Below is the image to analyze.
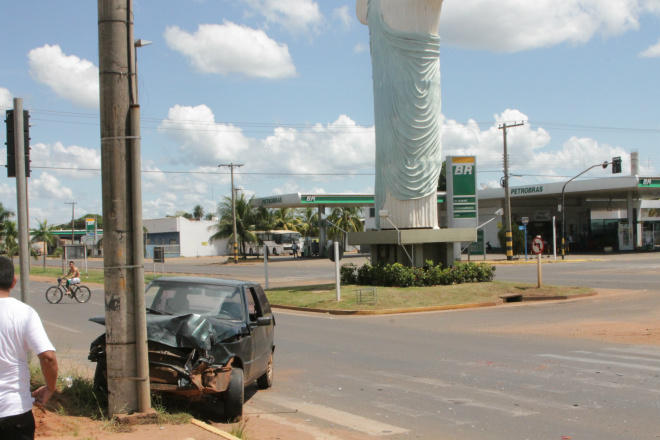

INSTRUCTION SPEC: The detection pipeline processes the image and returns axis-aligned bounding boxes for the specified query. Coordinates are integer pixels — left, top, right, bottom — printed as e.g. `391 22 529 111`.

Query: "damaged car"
88 277 275 421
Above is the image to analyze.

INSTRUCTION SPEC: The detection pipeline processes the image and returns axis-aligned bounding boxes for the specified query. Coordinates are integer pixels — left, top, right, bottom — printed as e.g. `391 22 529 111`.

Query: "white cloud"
243 0 323 34
332 6 352 28
159 104 253 166
354 43 368 53
639 38 660 57
255 114 374 175
441 109 634 185
31 141 101 179
29 172 75 201
164 23 297 79
28 45 99 108
0 88 12 108
440 0 650 52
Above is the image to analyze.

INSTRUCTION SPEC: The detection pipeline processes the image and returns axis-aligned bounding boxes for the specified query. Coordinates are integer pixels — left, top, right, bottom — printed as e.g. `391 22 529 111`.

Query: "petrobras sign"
510 185 544 196
261 196 283 205
447 156 478 226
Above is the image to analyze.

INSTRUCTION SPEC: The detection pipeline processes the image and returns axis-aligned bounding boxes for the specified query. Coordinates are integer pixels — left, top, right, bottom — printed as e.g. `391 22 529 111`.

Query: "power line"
7 106 659 135
31 165 375 176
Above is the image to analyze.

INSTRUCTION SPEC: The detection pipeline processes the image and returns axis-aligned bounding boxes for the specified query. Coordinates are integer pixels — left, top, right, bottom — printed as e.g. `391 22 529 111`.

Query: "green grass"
29 360 192 428
20 265 163 286
266 281 595 311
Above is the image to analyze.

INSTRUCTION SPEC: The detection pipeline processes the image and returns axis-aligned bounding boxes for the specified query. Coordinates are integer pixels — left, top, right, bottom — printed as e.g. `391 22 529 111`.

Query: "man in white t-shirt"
0 256 58 440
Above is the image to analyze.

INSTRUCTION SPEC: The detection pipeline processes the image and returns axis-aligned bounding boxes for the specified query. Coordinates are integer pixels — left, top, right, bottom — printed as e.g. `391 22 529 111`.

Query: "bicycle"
45 277 91 304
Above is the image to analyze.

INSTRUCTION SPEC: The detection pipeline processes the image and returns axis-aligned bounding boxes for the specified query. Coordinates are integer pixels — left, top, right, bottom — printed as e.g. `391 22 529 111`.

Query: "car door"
244 284 274 382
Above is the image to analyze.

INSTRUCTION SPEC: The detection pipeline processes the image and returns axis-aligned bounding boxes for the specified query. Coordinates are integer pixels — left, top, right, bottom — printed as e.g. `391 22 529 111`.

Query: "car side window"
246 288 259 321
254 285 272 315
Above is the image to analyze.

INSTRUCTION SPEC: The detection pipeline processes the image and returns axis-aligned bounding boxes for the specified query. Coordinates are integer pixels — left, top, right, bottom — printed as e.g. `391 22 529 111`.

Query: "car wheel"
223 367 244 422
257 352 274 389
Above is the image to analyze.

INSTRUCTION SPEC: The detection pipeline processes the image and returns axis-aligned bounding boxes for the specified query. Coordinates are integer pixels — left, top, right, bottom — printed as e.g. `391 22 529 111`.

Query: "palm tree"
209 193 259 257
0 203 15 244
296 208 319 238
272 208 301 231
3 220 18 257
326 207 364 247
31 219 57 269
192 204 205 221
254 207 275 231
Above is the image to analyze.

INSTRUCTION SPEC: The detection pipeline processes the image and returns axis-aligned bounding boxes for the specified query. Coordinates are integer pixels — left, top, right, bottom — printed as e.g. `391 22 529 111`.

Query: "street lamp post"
560 161 611 260
219 164 244 264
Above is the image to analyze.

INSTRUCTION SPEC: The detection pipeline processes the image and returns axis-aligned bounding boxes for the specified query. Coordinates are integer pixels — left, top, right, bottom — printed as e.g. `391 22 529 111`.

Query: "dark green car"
89 277 275 421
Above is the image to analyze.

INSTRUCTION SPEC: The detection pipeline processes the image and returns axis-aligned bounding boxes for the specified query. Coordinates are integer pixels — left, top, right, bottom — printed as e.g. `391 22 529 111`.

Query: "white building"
143 217 228 258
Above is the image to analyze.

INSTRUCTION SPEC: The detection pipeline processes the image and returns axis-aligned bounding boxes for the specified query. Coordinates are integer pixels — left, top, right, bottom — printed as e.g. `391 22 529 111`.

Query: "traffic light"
5 110 30 178
612 156 622 174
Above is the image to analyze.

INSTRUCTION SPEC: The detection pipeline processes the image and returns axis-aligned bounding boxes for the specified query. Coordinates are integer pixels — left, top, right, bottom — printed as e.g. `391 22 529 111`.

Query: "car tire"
223 367 244 422
257 352 274 389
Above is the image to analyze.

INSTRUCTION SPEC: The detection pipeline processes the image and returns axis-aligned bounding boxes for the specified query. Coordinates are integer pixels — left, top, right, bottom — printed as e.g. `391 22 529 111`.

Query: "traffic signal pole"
13 98 30 304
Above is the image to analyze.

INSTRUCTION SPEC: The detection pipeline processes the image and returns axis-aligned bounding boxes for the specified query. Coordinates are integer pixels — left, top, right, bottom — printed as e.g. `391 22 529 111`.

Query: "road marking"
537 354 660 372
42 320 80 333
572 350 660 364
605 346 660 357
246 412 348 440
344 372 541 416
256 394 408 436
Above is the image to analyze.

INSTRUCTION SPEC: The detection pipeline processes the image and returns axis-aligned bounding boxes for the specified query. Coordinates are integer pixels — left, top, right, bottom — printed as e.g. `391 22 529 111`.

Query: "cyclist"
64 261 80 294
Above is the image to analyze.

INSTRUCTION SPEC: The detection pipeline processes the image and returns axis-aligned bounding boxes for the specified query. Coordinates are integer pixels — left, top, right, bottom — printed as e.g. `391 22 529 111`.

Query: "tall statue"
357 0 444 229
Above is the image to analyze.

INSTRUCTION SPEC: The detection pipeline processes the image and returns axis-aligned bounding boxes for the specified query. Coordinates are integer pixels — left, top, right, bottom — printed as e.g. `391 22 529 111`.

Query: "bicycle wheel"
45 286 63 304
73 285 91 303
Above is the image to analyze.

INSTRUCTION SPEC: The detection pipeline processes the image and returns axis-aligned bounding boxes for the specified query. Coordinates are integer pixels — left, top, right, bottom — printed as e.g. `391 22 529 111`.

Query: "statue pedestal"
348 228 476 267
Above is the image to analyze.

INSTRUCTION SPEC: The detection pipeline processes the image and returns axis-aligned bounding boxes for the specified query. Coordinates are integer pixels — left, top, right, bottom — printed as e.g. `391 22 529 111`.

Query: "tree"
209 193 259 257
0 203 15 245
55 213 103 231
436 161 447 191
296 208 319 238
326 207 364 247
272 208 301 231
3 220 18 257
254 207 275 231
193 204 205 221
31 219 58 269
497 221 525 256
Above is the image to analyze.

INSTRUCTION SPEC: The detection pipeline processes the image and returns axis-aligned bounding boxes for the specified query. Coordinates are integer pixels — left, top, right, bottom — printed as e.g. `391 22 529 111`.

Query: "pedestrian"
0 256 58 440
291 242 298 259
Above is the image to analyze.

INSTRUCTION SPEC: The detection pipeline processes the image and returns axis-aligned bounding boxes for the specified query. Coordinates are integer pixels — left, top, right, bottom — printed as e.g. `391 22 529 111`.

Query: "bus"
248 231 304 256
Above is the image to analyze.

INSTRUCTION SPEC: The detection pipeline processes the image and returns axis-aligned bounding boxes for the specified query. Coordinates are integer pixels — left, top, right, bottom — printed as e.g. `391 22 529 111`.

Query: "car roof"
149 276 258 288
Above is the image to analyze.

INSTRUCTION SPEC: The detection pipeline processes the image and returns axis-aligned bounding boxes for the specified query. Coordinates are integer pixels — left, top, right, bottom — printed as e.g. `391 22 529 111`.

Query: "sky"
1 0 659 226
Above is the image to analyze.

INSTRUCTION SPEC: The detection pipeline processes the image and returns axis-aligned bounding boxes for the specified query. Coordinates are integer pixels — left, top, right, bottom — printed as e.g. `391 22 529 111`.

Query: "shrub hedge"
340 260 495 287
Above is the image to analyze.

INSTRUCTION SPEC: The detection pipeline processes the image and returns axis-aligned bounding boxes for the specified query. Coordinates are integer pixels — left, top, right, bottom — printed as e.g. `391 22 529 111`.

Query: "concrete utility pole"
65 202 76 244
499 122 524 261
98 0 150 416
218 164 243 264
12 99 30 304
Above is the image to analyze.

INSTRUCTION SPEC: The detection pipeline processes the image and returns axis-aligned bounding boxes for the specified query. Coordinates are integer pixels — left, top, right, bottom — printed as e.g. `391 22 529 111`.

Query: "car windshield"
144 281 245 321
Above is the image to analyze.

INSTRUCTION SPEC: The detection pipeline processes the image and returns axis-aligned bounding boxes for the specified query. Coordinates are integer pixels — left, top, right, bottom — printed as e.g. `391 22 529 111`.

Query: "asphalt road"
259 298 659 439
35 252 660 290
16 253 660 439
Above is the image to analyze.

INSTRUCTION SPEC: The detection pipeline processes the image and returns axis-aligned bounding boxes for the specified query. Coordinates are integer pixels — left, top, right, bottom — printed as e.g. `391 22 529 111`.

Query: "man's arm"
32 350 58 408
